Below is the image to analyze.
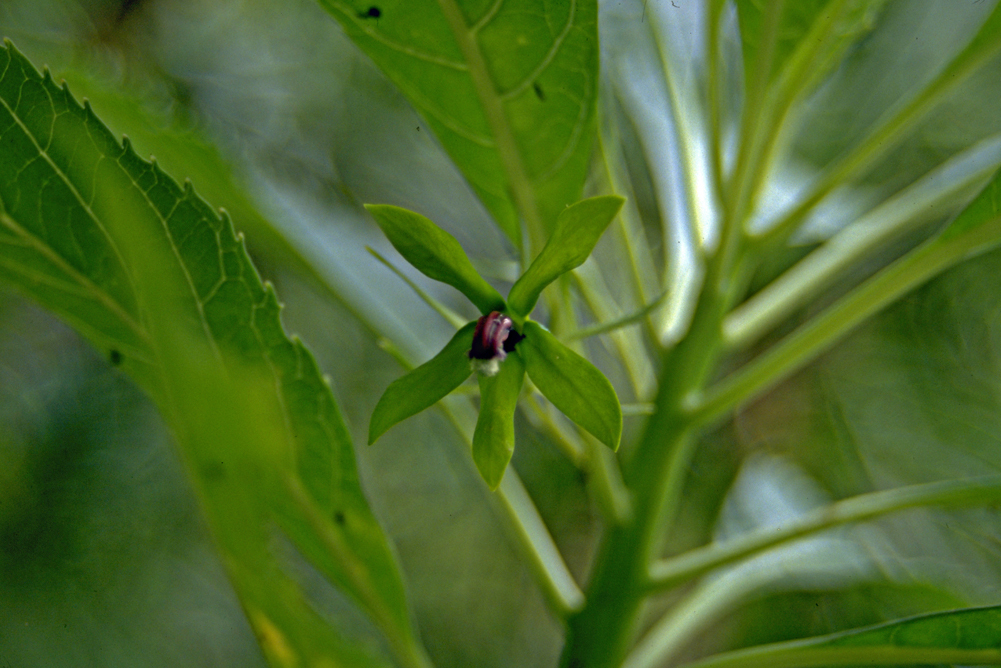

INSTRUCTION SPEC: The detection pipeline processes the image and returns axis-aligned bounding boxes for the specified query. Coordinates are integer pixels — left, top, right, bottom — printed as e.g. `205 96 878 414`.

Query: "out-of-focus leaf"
735 0 888 100
0 42 428 668
507 195 623 317
366 204 506 314
521 321 621 450
320 0 600 247
369 321 476 444
937 167 1001 243
472 350 525 490
680 605 1001 668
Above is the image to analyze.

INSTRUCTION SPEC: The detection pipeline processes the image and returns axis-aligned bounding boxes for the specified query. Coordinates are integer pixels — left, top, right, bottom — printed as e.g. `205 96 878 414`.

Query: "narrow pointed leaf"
681 605 1001 668
366 204 506 314
320 1 600 247
508 195 624 317
521 321 621 450
0 42 426 667
369 321 477 443
473 351 526 490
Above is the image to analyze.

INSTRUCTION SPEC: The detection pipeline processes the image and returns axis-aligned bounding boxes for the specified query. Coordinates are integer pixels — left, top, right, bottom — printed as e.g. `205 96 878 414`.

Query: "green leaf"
521 321 621 450
937 166 1001 244
472 350 525 490
320 0 600 248
680 605 1001 668
0 42 428 668
366 204 506 314
508 195 624 317
369 321 477 444
735 0 888 99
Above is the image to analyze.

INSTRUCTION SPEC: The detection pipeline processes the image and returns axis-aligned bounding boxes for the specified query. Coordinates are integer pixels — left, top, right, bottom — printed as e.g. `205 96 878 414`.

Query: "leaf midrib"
0 209 150 355
435 0 544 251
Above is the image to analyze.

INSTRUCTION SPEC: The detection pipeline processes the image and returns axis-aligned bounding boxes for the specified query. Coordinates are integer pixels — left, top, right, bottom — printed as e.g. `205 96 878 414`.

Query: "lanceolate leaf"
0 42 427 668
366 204 506 314
681 605 1001 668
369 320 477 444
508 195 624 317
320 1 600 247
473 351 525 490
521 321 621 450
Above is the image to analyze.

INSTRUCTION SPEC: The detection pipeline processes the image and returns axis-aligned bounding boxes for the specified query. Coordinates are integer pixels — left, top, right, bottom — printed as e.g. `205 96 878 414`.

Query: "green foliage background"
2 0 1001 667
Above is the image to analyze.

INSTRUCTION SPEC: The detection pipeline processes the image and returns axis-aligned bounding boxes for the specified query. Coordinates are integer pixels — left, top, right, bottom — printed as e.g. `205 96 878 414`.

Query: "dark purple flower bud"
469 312 523 376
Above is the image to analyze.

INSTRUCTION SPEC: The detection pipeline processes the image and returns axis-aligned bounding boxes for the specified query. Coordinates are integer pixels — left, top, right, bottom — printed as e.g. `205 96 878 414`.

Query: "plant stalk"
561 279 731 667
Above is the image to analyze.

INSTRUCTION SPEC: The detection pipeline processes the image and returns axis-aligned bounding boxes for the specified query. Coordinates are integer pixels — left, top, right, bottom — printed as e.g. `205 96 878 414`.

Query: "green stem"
367 246 468 329
561 279 732 667
498 471 587 616
694 214 1001 425
724 137 1001 350
648 475 1001 591
753 3 1001 249
436 393 587 619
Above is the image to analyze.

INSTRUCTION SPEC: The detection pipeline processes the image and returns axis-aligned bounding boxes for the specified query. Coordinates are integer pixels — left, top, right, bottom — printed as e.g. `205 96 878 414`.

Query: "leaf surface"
507 195 623 316
0 41 427 668
320 0 600 247
366 204 506 314
735 0 888 99
472 350 525 490
681 605 1001 668
369 320 477 443
521 320 621 450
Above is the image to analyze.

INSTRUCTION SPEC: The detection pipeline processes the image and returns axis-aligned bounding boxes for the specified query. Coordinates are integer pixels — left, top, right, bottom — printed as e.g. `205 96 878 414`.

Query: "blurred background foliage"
2 1 1001 666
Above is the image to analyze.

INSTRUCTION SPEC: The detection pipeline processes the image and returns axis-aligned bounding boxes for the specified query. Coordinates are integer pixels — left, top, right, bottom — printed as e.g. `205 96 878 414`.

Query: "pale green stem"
367 247 468 328
623 564 763 668
725 134 1001 350
649 11 715 253
648 475 1001 591
739 0 854 219
753 5 1001 248
522 390 588 466
597 100 661 343
521 389 631 527
693 213 1001 425
586 436 633 527
497 471 587 615
629 476 1001 668
437 392 587 619
567 287 667 343
724 0 782 235
374 329 585 621
572 262 658 400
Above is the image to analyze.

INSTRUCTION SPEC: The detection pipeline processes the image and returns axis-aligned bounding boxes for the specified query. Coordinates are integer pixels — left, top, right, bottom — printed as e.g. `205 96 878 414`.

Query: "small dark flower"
469 311 523 375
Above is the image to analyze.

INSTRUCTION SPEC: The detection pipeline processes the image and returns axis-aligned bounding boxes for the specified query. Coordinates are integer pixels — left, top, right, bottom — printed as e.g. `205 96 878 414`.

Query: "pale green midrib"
435 0 544 254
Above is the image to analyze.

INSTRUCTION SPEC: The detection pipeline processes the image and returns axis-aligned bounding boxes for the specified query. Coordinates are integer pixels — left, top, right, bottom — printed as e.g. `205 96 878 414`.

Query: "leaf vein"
499 0 577 101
